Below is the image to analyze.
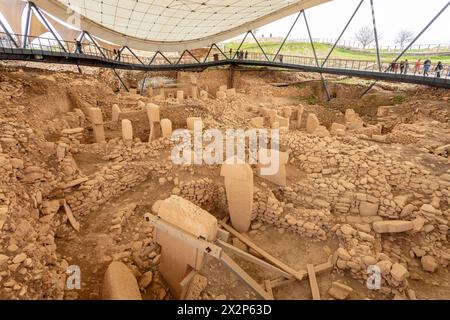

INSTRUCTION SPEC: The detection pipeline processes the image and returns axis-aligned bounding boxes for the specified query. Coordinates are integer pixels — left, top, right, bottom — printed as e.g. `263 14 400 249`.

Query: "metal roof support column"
303 11 331 101
0 19 19 48
30 2 67 53
273 11 302 62
322 0 364 67
23 3 32 48
233 32 250 60
249 30 269 61
370 0 382 71
360 0 450 97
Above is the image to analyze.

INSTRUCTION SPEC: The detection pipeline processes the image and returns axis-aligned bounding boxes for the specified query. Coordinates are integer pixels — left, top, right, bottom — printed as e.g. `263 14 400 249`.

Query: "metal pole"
249 31 269 61
233 32 249 59
30 2 67 53
370 0 382 71
361 0 450 97
322 0 364 67
0 19 19 48
273 11 302 62
122 46 144 65
113 69 129 92
23 4 32 48
303 11 331 101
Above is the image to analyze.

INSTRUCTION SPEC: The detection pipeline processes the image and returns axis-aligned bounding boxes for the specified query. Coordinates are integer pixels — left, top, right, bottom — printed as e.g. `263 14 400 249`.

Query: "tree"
395 30 414 49
354 26 375 49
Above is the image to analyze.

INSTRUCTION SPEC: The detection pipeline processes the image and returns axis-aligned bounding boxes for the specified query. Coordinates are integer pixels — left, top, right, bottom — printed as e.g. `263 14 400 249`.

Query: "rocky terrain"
0 62 449 300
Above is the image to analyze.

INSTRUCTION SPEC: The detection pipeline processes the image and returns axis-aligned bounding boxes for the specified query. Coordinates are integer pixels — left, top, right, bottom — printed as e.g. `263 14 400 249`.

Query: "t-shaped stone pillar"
89 107 106 143
152 196 218 300
122 119 133 146
220 158 254 233
176 90 184 102
161 119 173 138
145 104 161 141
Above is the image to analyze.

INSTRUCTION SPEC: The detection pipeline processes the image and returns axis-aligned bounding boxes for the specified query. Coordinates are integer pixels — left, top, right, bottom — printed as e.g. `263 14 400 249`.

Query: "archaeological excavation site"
0 0 449 304
0 62 448 301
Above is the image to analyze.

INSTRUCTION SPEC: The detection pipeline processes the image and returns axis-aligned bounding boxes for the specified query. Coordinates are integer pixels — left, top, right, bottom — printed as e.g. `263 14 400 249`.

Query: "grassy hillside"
223 41 450 64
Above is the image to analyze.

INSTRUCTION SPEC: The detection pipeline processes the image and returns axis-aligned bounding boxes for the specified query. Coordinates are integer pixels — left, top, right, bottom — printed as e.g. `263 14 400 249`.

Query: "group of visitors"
389 58 446 78
229 49 248 59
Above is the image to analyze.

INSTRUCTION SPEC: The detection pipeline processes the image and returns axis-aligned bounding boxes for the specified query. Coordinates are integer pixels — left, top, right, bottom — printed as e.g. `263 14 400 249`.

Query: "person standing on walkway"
75 39 83 54
435 61 443 78
423 59 431 76
245 50 248 60
404 59 409 74
414 59 421 75
229 48 233 58
400 60 405 74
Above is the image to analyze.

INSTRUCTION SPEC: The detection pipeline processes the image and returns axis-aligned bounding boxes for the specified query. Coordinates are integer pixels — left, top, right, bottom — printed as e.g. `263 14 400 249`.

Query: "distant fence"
227 37 450 54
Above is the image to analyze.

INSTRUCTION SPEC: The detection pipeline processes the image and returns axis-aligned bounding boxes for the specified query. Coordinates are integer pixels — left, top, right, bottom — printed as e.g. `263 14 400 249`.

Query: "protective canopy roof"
32 0 332 51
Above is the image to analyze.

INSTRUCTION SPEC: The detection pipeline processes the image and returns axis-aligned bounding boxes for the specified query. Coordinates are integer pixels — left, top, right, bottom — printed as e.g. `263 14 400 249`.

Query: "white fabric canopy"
31 0 332 51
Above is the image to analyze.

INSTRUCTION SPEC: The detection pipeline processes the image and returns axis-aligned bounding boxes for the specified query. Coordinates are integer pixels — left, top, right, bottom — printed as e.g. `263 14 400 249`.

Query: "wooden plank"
271 256 333 289
219 222 305 281
217 239 294 279
306 264 321 300
264 280 274 299
220 252 273 300
179 269 198 300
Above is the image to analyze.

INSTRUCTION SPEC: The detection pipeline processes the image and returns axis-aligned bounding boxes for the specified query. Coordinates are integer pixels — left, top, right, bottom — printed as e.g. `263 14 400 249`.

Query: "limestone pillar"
122 119 133 146
152 196 218 299
282 106 292 119
191 86 199 100
187 117 203 131
297 106 305 129
176 90 184 102
220 158 254 233
306 113 320 134
112 104 121 122
146 104 161 141
161 119 173 138
89 107 106 143
267 110 278 125
258 149 289 187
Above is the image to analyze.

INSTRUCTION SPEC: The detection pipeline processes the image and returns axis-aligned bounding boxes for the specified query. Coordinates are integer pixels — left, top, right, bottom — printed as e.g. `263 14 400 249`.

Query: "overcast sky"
252 0 450 45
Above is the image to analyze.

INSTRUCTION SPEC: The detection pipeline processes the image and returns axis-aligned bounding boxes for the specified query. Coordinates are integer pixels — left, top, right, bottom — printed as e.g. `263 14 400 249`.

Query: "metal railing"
0 32 449 80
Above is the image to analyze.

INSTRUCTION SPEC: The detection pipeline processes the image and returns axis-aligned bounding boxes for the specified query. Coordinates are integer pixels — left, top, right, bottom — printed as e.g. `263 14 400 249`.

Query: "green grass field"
223 41 450 64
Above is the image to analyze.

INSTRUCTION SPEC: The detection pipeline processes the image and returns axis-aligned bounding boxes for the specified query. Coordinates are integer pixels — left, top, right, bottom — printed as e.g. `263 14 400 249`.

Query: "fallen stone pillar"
220 158 254 233
89 107 106 143
257 149 289 187
282 106 292 119
152 196 218 299
122 119 133 146
373 220 414 233
161 119 173 138
112 104 121 122
102 262 142 300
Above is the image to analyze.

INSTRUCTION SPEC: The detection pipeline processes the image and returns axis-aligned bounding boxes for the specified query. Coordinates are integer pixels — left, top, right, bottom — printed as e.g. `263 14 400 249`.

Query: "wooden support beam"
220 252 273 300
307 263 321 300
179 269 198 300
264 280 274 299
219 221 305 281
217 239 293 279
270 258 333 289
